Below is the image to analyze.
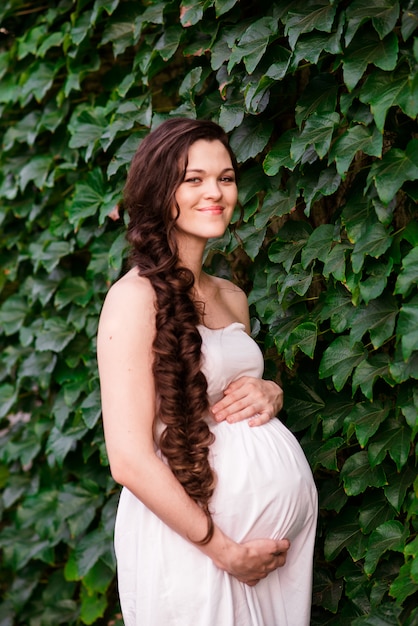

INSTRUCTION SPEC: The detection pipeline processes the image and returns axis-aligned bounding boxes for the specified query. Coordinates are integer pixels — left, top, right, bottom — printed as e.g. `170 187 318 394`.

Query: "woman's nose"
204 179 222 199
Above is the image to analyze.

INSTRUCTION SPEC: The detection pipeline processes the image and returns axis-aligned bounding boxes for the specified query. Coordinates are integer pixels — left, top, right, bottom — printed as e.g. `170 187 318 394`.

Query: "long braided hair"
124 118 238 543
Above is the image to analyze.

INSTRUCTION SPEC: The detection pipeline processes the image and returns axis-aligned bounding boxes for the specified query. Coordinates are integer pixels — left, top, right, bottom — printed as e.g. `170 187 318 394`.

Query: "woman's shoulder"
204 274 250 328
99 268 156 329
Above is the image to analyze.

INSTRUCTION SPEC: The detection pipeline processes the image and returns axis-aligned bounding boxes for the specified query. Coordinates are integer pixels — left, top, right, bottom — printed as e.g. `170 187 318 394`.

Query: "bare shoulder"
205 274 250 329
99 268 156 334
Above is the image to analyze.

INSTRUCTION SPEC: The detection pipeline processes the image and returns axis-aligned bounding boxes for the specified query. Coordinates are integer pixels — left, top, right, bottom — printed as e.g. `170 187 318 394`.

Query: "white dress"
115 322 318 626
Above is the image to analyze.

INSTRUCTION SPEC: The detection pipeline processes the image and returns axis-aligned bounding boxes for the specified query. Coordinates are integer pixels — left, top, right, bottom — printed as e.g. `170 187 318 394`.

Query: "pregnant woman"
97 118 317 625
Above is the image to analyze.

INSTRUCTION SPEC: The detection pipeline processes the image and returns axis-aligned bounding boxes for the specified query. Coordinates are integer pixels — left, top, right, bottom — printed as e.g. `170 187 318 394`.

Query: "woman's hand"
215 537 290 586
210 377 283 427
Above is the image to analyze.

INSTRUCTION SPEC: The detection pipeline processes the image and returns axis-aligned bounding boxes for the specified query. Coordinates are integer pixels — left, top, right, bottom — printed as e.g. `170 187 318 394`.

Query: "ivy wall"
0 0 417 624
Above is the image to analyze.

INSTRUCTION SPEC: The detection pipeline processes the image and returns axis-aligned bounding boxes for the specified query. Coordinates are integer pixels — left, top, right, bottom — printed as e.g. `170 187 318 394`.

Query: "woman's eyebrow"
185 167 235 173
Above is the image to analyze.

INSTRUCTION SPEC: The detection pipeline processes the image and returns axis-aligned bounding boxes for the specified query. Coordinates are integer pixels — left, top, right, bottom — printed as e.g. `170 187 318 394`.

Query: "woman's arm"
97 272 288 585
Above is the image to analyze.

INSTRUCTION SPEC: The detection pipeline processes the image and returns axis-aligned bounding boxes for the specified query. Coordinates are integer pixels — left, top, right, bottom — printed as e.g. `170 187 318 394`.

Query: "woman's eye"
221 176 235 183
185 177 201 183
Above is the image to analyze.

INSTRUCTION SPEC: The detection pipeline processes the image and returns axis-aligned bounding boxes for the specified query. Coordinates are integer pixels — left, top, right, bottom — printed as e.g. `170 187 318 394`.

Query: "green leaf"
283 378 325 432
219 103 245 133
344 400 390 448
301 224 336 268
390 560 418 605
68 106 108 158
35 318 76 353
65 530 111 579
0 383 16 419
340 451 387 496
384 465 416 512
80 587 107 625
278 263 313 302
295 75 338 128
155 25 183 62
263 129 298 174
319 336 366 391
359 492 396 534
367 139 418 205
228 17 279 74
328 124 382 178
364 520 407 575
306 436 344 471
0 295 28 335
55 277 94 310
359 65 418 132
323 242 350 282
394 246 418 295
319 284 356 333
18 155 54 191
349 295 398 349
397 294 418 360
359 258 394 304
352 353 392 400
343 31 399 91
283 2 337 50
284 321 317 366
351 223 392 273
368 418 411 470
69 168 105 229
345 0 400 45
19 60 59 104
254 188 295 229
230 118 273 162
324 508 364 560
291 112 339 162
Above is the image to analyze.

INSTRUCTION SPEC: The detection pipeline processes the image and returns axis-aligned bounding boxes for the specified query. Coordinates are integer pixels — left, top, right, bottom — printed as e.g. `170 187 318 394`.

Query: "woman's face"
173 139 238 244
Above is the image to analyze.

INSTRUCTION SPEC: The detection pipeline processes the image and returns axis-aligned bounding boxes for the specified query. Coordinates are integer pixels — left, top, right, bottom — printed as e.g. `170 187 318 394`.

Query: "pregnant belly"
208 418 316 543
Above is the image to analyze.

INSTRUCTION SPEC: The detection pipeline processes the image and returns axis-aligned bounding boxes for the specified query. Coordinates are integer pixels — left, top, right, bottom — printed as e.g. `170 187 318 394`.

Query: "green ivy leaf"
291 112 339 162
349 295 398 349
343 31 398 91
368 418 411 470
394 247 418 296
55 277 94 310
0 383 16 419
301 224 336 268
295 75 338 128
340 451 387 496
284 321 317 366
80 587 107 625
345 0 400 45
319 336 366 391
324 508 364 560
19 60 59 104
359 65 418 132
263 129 298 174
359 492 396 534
230 117 273 162
364 520 407 575
359 258 394 304
328 124 382 178
397 294 418 361
69 168 105 229
384 465 416 512
351 223 392 273
283 2 337 50
352 353 392 400
390 560 418 605
344 400 390 448
228 17 279 74
35 318 76 353
319 284 356 333
0 295 28 335
155 24 183 61
367 139 418 205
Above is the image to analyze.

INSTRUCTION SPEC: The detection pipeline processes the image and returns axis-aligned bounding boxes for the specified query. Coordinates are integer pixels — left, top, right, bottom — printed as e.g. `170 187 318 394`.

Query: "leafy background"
0 0 417 624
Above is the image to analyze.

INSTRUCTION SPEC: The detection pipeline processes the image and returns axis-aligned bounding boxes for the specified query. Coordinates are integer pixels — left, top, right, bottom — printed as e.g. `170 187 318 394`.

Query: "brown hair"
124 118 238 543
